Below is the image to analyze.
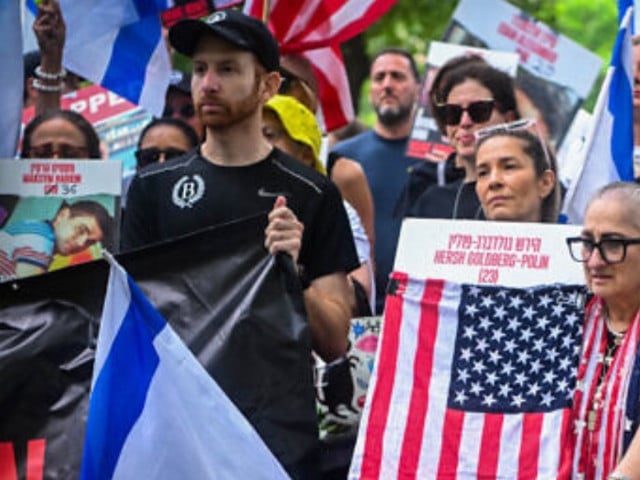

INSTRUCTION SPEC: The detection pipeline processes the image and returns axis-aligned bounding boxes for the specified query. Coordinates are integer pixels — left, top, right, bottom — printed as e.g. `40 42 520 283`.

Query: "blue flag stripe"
81 276 165 479
609 13 634 181
618 0 634 25
101 14 162 104
132 0 168 17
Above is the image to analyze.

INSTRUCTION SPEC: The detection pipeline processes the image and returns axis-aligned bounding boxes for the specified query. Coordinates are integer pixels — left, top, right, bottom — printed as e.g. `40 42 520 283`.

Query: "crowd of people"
6 1 640 479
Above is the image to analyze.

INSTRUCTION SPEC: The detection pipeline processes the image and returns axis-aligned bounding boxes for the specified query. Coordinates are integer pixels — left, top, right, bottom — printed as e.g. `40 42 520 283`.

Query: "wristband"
35 65 67 81
32 79 64 92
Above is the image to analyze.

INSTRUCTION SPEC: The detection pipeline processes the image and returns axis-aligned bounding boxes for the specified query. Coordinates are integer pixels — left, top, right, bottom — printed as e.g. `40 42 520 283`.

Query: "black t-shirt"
409 179 484 220
122 147 359 280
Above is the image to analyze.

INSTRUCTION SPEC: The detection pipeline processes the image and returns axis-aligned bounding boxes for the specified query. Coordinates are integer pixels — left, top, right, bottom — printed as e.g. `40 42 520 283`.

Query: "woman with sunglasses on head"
408 60 519 219
474 121 560 223
21 109 101 160
135 118 199 170
566 182 640 480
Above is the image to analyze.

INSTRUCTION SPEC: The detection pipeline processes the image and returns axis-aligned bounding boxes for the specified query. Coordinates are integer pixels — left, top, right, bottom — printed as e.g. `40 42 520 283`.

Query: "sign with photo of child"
443 0 603 150
0 159 121 282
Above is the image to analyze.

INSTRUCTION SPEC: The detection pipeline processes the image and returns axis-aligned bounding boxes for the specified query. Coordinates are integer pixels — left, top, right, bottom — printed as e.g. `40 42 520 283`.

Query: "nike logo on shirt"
257 188 289 198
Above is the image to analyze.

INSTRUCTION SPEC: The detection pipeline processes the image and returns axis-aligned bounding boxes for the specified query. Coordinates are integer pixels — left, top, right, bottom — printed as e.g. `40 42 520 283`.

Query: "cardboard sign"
444 0 602 149
394 218 584 287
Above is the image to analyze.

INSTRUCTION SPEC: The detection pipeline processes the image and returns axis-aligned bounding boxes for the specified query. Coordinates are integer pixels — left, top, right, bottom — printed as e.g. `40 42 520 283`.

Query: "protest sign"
22 84 152 176
394 218 583 287
443 0 602 149
0 159 121 281
350 220 586 479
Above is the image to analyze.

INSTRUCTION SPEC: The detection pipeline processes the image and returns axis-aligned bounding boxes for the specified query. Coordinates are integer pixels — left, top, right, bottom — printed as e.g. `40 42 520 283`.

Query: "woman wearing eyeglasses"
21 109 101 160
566 182 640 480
408 60 519 219
474 121 560 223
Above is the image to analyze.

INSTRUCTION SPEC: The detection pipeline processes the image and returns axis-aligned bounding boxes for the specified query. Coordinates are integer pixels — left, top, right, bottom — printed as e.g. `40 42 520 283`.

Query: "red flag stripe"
557 409 574 480
243 0 265 18
436 409 464 478
26 439 45 480
479 413 503 477
0 443 18 480
304 47 353 131
571 299 603 473
603 357 624 475
272 0 396 51
397 279 444 476
269 1 341 46
277 1 397 52
518 413 543 479
359 272 408 479
244 0 395 131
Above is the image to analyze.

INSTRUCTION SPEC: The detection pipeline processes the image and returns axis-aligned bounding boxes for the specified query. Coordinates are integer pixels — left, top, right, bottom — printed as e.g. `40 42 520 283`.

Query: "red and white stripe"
572 298 640 479
243 0 396 131
350 273 574 479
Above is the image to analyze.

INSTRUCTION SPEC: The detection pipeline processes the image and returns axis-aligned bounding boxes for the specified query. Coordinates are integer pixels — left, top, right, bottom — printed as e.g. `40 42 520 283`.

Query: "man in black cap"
121 10 358 479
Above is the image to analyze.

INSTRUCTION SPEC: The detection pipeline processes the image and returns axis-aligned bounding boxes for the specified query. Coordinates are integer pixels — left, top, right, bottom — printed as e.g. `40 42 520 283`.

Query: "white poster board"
394 218 584 287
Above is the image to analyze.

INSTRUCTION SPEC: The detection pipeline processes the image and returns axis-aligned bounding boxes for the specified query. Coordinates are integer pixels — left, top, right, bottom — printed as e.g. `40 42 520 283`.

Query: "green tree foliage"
355 0 618 119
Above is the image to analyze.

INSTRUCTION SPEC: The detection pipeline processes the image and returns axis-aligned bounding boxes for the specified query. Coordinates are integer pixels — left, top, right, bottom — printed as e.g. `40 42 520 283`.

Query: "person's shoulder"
410 180 461 218
332 130 375 154
330 156 365 185
268 148 334 195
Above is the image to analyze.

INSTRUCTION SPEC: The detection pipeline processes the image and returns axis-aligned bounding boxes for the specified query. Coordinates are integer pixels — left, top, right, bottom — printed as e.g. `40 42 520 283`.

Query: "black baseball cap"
168 69 191 94
169 10 280 72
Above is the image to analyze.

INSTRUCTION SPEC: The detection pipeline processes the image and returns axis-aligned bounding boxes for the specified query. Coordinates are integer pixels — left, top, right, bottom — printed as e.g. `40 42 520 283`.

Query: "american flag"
243 0 397 131
349 273 586 479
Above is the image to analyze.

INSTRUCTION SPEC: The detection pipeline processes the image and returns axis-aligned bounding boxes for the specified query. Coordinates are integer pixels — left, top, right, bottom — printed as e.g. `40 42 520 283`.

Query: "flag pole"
261 0 269 22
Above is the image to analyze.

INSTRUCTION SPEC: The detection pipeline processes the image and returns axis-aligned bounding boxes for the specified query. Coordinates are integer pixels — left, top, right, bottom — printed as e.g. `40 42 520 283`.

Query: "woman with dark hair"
408 58 520 219
474 121 560 223
135 117 199 170
21 109 101 159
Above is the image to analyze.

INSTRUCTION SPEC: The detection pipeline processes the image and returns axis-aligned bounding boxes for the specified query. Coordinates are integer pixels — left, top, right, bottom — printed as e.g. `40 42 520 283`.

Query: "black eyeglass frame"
434 99 496 126
565 236 640 264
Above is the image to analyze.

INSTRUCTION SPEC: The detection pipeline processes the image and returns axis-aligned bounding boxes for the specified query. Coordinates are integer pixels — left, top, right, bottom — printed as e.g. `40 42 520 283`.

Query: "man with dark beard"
331 47 421 314
121 11 358 479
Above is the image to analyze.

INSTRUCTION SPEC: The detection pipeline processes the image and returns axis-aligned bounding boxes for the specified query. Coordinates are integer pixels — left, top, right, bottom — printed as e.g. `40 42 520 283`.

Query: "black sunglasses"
135 147 187 167
435 99 495 126
162 103 195 119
